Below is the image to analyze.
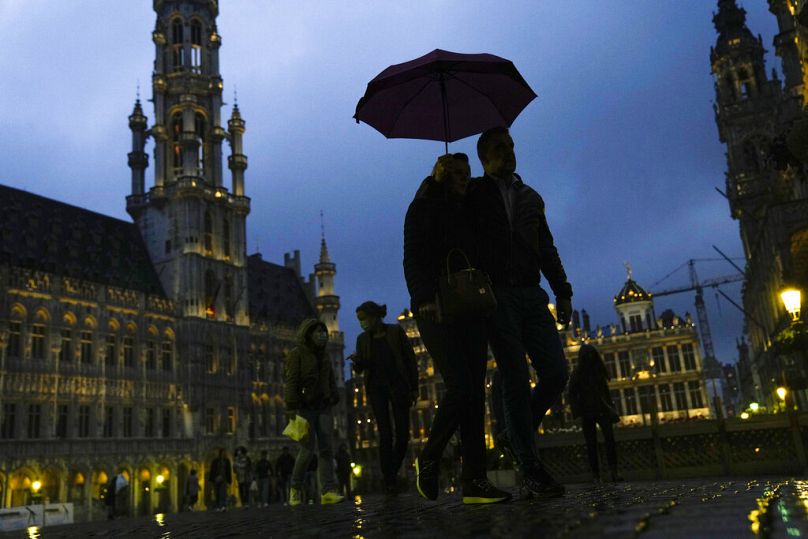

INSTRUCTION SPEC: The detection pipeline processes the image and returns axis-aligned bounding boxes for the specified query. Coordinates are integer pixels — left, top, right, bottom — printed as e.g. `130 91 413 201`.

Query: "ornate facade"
0 0 344 520
710 0 808 407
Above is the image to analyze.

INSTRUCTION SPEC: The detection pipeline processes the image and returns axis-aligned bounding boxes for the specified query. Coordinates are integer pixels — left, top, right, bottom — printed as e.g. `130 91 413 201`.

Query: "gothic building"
710 0 808 407
0 0 344 520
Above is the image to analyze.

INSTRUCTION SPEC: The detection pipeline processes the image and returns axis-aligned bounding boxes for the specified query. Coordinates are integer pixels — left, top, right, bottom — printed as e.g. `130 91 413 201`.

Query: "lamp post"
781 288 802 322
778 285 804 411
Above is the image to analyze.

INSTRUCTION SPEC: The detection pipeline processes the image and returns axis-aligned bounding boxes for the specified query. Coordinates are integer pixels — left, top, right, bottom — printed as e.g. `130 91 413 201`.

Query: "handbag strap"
445 247 472 276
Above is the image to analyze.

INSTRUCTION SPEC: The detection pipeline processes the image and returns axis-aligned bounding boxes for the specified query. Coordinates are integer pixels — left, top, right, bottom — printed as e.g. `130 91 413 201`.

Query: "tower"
314 217 344 384
768 0 804 95
126 0 251 439
613 263 655 334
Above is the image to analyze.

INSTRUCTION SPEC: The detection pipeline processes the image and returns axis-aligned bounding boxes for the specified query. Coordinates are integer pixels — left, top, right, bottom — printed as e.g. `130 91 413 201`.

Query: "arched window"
205 270 218 318
171 113 184 177
224 276 234 320
191 20 203 73
194 113 206 177
737 68 753 99
203 211 213 254
171 18 185 71
222 218 231 259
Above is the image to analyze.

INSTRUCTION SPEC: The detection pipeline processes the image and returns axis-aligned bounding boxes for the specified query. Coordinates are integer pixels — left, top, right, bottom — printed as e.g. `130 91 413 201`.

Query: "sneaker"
521 465 565 499
462 478 512 504
495 431 515 462
415 457 439 501
289 488 302 507
321 491 345 505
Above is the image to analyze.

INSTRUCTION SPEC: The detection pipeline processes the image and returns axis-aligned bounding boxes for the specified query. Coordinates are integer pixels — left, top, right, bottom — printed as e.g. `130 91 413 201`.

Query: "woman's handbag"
436 248 497 322
602 395 620 424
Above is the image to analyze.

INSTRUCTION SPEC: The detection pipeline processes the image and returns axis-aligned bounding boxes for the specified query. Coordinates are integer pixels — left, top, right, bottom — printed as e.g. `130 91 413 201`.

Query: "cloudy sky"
0 1 780 366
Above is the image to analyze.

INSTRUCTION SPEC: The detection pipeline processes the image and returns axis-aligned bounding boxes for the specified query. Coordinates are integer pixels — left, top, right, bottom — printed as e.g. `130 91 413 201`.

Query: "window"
171 113 184 173
31 324 46 360
224 277 233 320
161 342 173 371
60 330 73 363
105 335 117 367
195 113 206 175
623 388 637 415
162 408 171 438
7 321 21 358
206 345 217 373
688 381 704 408
171 18 185 70
204 212 213 254
205 408 215 434
78 405 90 438
191 19 203 72
658 384 673 412
610 390 623 416
603 353 618 380
145 409 156 438
618 351 631 379
123 337 134 368
666 346 681 372
1 403 16 439
673 382 688 411
638 386 656 415
223 218 231 259
123 407 133 438
682 343 697 371
146 342 156 370
56 405 68 438
652 347 666 373
221 346 233 376
227 407 236 433
103 406 114 438
629 314 643 332
80 331 93 363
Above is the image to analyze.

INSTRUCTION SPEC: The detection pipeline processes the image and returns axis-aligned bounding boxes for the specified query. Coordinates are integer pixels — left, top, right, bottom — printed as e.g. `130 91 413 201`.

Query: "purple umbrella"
354 49 537 153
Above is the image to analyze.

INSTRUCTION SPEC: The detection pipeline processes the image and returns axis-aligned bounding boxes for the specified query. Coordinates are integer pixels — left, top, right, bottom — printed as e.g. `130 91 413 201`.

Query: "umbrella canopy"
354 49 537 151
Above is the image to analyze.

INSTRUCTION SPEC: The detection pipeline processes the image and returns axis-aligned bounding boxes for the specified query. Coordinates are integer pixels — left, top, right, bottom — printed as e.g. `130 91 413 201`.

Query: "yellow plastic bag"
282 414 310 442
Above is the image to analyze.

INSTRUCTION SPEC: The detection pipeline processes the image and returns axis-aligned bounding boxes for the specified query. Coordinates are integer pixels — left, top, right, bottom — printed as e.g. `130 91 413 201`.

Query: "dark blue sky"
0 1 781 365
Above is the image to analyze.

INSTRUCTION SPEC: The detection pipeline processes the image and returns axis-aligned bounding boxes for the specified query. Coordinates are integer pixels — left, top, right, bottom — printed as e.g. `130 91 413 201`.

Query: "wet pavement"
4 478 808 538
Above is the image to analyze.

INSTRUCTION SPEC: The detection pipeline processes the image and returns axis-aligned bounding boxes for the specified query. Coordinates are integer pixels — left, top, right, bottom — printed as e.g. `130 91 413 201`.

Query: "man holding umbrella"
467 126 572 498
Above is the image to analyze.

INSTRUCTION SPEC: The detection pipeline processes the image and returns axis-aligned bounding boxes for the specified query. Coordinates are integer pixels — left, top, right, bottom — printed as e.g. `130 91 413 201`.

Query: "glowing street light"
749 402 760 413
777 387 788 401
740 412 750 419
31 481 41 493
781 288 802 321
156 474 165 486
351 464 362 477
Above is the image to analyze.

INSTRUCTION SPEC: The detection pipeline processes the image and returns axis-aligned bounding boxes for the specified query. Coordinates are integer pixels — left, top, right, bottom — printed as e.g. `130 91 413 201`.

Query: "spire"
319 210 331 264
624 260 633 280
713 0 747 37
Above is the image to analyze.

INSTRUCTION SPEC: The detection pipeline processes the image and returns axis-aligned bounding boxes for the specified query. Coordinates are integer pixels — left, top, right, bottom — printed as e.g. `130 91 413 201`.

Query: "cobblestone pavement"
4 478 808 538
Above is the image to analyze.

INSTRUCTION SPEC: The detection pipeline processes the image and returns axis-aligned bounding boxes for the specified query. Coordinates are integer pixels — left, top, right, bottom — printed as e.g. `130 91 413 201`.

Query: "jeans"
257 478 270 505
291 408 338 493
278 476 290 502
581 415 617 477
215 481 228 510
490 286 569 468
367 384 411 485
417 316 488 481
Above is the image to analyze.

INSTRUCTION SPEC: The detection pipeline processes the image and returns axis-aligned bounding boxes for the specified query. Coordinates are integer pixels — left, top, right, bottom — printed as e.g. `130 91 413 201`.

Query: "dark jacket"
566 368 614 419
255 458 272 480
276 452 295 478
284 319 339 411
466 174 572 299
403 176 478 311
353 323 418 392
210 456 232 485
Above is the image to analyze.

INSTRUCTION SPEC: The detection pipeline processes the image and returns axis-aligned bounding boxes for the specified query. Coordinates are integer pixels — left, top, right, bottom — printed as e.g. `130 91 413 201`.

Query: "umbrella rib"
445 73 512 124
387 77 436 136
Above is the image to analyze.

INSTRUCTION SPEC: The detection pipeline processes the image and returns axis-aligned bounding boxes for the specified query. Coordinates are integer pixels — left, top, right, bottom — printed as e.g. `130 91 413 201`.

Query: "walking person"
255 450 272 507
276 446 295 505
352 301 418 495
284 318 345 506
185 469 200 511
467 126 573 498
335 443 352 498
566 344 622 482
209 449 232 511
404 153 510 504
234 446 253 508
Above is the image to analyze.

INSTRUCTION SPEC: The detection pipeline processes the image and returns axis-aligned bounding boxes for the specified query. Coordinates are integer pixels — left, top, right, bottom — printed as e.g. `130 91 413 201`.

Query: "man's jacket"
284 319 339 411
466 174 572 299
353 323 418 392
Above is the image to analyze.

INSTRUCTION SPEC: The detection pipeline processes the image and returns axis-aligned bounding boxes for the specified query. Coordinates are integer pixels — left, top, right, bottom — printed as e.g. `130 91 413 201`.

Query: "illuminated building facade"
0 0 344 519
710 0 808 407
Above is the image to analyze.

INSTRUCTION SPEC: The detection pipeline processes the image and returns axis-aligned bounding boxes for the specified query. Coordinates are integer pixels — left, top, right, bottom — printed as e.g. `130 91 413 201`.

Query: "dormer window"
191 20 203 73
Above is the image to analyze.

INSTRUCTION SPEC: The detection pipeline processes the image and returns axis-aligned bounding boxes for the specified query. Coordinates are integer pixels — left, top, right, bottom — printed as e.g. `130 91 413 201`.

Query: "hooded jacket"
284 319 339 411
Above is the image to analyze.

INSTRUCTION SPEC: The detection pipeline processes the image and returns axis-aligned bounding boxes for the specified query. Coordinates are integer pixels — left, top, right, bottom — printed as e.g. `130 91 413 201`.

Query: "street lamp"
777 387 788 401
781 288 802 321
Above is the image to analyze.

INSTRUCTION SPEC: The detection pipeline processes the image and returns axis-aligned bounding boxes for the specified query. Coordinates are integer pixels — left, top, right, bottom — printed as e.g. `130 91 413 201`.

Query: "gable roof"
0 184 166 296
247 253 315 326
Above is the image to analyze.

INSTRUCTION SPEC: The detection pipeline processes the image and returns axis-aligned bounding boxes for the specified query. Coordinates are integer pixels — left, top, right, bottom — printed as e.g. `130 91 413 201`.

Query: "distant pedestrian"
255 450 272 507
209 449 232 511
185 470 200 511
104 474 118 520
276 446 295 504
352 301 418 495
335 443 352 498
566 344 621 482
284 318 346 506
234 446 253 508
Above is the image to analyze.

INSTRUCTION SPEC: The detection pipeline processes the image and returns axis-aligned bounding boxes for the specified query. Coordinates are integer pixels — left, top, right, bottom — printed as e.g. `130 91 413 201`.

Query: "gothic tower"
314 227 345 386
127 0 251 439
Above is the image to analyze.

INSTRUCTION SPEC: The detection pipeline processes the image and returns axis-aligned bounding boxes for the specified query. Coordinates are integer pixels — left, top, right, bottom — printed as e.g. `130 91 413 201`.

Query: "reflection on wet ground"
2 479 808 538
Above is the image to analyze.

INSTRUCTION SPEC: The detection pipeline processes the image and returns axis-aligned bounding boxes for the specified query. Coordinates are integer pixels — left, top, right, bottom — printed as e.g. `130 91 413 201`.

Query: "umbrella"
354 49 537 153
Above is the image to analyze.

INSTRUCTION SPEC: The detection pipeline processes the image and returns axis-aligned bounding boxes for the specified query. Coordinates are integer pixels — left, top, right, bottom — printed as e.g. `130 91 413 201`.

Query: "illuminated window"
1 403 16 439
171 113 184 175
7 321 21 359
78 405 90 438
60 330 73 363
26 404 41 439
80 331 93 363
31 324 46 360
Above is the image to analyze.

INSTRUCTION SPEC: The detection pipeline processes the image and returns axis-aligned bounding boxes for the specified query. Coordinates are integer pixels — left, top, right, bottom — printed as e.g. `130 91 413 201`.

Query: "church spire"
319 210 331 264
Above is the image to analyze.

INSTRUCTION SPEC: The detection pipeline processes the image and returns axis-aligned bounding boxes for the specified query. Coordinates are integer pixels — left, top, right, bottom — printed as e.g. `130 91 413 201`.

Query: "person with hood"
566 343 621 482
403 153 511 504
352 301 418 495
284 318 345 506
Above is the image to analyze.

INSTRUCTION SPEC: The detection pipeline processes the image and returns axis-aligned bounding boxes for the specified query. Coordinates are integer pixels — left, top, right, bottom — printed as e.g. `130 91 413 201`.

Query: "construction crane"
652 259 744 364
